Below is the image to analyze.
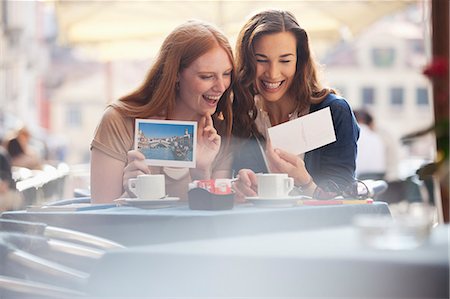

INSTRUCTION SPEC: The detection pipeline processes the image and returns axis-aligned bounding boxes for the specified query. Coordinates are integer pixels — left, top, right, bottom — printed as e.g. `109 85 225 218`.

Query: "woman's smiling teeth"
203 94 221 105
262 80 283 90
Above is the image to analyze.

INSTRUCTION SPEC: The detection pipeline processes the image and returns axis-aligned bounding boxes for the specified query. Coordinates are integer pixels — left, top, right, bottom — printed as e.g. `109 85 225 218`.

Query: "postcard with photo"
134 119 197 168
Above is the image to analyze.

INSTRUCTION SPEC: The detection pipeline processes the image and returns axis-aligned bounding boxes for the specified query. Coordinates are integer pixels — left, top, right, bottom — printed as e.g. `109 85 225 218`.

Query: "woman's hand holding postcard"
195 114 221 171
134 119 197 168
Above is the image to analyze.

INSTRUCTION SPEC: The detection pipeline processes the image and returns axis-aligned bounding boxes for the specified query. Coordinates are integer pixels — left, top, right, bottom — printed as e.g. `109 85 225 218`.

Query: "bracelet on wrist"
298 176 314 189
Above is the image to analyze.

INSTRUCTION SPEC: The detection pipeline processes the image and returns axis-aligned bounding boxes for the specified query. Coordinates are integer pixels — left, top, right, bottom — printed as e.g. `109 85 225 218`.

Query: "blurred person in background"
90 20 235 203
4 127 43 170
0 146 14 190
231 9 359 201
0 146 23 211
353 109 387 180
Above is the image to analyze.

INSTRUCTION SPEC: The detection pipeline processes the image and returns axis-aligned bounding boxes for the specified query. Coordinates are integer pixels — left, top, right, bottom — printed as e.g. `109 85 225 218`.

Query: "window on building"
66 105 82 128
408 39 426 56
390 87 404 107
372 47 396 67
361 87 375 106
406 39 427 68
416 87 429 106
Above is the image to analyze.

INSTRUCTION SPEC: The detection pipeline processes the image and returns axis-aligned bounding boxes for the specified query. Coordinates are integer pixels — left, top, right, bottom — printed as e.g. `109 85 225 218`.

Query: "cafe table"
1 201 390 246
85 224 449 298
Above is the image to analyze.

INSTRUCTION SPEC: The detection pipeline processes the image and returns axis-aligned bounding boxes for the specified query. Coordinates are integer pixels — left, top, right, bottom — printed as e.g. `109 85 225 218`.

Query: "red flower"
423 57 449 78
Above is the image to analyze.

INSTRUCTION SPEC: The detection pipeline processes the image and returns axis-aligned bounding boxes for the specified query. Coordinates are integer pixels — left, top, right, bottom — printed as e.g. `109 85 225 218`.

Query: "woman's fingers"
238 169 257 187
198 114 221 150
197 115 208 137
275 148 300 166
199 114 218 140
266 146 283 173
127 149 146 163
123 150 150 193
232 169 258 198
202 124 218 139
233 188 249 203
204 113 213 128
265 136 303 173
265 146 310 186
265 137 274 153
265 138 284 172
205 127 220 144
233 182 256 202
125 156 150 174
123 169 145 182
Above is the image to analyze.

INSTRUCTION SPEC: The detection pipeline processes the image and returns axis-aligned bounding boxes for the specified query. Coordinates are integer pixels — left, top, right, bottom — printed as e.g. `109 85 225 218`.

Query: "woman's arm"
91 149 151 203
90 107 139 203
262 98 358 195
307 98 359 188
90 148 127 203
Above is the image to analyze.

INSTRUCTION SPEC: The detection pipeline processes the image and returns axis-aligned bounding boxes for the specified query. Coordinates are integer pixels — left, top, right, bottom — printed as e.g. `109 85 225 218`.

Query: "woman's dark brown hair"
232 9 333 138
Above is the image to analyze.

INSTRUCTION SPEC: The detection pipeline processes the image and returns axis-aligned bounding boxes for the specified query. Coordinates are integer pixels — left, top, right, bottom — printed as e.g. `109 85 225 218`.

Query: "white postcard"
134 119 197 168
267 107 336 155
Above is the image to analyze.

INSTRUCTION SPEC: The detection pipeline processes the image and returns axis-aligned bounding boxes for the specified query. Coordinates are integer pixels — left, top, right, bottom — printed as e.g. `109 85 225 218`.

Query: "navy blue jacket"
232 94 360 189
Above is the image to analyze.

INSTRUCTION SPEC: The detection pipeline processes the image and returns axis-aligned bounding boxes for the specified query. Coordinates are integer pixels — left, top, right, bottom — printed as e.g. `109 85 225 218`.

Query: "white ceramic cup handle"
285 177 294 194
128 178 137 196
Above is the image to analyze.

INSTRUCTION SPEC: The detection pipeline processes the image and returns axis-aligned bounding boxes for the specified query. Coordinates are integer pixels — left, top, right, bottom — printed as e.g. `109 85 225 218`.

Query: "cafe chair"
0 220 125 298
313 179 388 200
1 237 89 287
0 223 119 266
0 233 89 296
361 179 388 199
73 188 91 198
0 219 124 250
2 231 105 273
0 275 85 299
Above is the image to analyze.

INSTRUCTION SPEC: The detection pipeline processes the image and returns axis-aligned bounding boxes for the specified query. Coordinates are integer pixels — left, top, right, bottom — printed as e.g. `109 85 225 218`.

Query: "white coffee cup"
257 173 294 198
128 174 166 199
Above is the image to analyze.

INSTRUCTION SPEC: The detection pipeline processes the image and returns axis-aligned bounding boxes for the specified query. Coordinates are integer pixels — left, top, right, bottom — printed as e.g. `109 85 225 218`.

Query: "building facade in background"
323 6 434 180
1 1 435 175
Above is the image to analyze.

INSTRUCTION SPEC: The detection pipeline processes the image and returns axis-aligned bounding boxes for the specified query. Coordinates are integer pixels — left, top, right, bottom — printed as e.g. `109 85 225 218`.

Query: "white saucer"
246 195 310 208
114 197 180 209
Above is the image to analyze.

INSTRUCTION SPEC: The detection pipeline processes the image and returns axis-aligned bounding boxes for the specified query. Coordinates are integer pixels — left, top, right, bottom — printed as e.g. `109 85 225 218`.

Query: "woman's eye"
223 72 232 77
280 60 292 63
256 59 268 63
200 75 214 80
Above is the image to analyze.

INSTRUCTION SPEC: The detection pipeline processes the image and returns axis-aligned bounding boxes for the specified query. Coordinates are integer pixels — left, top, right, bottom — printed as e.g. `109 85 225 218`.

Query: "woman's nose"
213 77 227 92
267 63 280 78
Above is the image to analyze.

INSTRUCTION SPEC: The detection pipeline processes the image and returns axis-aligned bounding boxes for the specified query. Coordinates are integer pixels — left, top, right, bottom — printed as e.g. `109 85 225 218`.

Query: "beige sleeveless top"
91 106 231 199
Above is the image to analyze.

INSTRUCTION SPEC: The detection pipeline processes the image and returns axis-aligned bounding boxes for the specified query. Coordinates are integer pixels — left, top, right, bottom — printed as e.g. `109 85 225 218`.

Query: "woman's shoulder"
95 105 135 138
312 93 352 112
320 93 349 106
98 105 135 127
101 105 126 120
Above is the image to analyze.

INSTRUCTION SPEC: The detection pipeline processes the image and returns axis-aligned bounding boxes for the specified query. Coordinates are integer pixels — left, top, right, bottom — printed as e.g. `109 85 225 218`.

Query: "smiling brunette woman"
231 9 359 201
90 20 235 203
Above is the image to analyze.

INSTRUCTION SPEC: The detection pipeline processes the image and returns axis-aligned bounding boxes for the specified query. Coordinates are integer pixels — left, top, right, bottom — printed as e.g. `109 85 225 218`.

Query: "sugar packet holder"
188 179 235 210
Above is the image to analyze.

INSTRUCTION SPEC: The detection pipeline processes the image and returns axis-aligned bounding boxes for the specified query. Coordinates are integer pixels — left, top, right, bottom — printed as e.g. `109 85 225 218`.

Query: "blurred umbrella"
54 0 416 61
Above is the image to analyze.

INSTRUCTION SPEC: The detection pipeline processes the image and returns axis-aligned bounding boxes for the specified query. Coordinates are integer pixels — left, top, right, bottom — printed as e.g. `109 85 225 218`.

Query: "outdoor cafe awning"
53 0 417 61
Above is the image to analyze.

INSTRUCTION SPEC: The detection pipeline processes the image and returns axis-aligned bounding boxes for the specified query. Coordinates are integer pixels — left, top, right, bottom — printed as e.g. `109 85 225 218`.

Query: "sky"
138 121 194 138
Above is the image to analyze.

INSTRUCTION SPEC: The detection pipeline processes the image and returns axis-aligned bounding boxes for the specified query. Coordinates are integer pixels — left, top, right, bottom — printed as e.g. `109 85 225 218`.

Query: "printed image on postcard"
134 119 197 168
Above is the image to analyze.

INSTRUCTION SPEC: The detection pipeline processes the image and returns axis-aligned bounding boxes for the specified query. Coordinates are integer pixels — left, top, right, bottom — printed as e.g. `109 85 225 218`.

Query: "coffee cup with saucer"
246 173 302 207
115 174 180 208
